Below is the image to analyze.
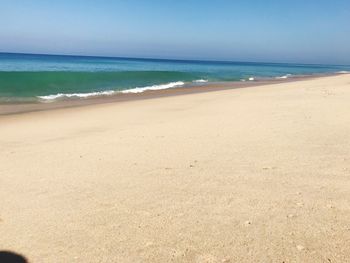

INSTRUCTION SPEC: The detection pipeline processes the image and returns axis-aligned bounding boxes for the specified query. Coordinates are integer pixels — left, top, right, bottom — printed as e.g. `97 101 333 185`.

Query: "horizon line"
0 51 349 67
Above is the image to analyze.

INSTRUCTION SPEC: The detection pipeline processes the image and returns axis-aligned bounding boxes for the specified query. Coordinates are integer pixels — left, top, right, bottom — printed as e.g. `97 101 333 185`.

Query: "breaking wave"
37 81 185 101
193 79 208 83
38 90 116 101
276 74 292 79
120 81 185 94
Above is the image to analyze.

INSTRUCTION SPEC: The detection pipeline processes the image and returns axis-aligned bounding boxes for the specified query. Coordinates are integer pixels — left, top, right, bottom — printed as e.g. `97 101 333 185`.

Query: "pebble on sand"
244 220 252 226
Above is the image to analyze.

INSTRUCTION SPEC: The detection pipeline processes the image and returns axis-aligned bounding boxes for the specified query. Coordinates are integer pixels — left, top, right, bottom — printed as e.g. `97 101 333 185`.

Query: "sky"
1 0 350 64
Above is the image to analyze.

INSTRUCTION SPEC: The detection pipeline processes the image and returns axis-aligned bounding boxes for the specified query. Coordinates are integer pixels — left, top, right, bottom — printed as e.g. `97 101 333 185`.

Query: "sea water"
0 53 349 102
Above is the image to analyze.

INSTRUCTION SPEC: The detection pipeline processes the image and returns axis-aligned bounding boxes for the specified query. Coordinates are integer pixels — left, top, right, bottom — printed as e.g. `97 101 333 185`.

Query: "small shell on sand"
297 245 305 251
145 242 154 247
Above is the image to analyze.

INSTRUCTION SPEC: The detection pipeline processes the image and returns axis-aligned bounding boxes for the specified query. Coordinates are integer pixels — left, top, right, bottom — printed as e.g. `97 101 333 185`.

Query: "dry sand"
1 74 350 262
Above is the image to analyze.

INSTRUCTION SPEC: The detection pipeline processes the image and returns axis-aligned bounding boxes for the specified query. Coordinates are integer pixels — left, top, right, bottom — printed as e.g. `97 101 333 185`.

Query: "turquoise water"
0 53 349 102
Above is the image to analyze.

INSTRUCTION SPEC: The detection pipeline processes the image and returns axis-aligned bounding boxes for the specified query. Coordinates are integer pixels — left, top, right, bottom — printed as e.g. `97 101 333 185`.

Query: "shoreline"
0 72 340 116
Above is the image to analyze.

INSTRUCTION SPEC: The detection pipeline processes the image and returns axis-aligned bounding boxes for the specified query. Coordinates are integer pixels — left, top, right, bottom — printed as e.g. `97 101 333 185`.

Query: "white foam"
120 81 185 94
337 71 350 74
276 74 292 79
193 79 208 83
248 77 255 81
38 90 115 101
37 81 185 101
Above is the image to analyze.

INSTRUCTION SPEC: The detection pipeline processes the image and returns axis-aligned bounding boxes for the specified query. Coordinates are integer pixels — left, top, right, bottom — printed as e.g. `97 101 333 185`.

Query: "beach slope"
1 74 350 262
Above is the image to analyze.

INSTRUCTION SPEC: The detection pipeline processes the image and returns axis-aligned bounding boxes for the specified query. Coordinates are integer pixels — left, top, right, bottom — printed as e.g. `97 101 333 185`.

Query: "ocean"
0 53 349 103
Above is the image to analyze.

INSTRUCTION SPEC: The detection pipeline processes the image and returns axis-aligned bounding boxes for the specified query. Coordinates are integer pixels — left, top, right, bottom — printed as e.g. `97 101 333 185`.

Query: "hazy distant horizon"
2 51 350 67
1 0 350 64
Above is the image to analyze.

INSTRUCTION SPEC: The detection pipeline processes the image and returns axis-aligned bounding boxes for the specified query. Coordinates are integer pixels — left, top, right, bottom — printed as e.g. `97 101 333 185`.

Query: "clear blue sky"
1 0 350 64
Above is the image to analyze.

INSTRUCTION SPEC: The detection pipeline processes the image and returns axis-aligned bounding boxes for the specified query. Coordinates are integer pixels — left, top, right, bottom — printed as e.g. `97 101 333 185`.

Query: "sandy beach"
1 74 350 262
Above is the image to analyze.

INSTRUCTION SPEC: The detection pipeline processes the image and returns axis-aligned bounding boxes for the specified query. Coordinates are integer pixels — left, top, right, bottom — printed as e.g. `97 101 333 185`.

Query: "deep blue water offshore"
0 53 349 102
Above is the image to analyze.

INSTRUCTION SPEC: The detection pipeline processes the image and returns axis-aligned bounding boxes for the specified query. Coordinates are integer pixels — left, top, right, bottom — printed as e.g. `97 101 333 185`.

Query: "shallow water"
0 53 349 102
